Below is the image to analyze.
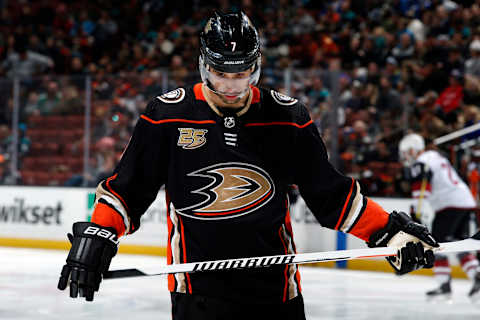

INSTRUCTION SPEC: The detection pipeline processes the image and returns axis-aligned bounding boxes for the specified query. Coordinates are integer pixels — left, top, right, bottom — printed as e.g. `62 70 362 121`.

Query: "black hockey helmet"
199 11 261 92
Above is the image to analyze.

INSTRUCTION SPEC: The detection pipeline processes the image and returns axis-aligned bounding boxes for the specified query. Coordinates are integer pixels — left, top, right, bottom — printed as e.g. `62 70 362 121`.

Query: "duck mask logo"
177 162 275 220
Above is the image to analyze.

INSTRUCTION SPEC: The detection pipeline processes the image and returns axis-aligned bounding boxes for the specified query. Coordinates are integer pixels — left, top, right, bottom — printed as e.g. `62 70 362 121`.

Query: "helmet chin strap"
204 80 249 100
198 55 260 102
201 82 252 117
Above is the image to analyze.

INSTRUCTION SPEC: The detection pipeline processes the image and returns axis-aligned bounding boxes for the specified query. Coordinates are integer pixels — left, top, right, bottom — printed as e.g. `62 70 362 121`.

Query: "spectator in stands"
308 77 330 107
0 124 11 155
392 32 415 63
345 80 369 111
0 40 54 79
0 154 15 185
465 39 480 78
94 136 116 184
36 81 62 116
365 140 396 163
54 85 83 116
341 119 373 166
384 56 401 88
434 69 464 124
375 76 404 116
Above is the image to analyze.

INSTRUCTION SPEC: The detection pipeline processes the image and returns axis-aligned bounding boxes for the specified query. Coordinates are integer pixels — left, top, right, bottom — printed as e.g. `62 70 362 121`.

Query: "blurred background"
3 2 480 318
2 0 480 200
1 0 480 262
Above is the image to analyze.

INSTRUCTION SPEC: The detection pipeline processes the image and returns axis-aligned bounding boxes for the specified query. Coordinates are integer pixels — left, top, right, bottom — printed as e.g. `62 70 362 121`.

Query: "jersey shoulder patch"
270 90 298 106
156 88 186 104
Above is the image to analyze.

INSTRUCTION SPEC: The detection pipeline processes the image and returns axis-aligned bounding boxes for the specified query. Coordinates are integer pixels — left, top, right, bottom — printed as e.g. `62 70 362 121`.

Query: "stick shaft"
416 176 427 218
104 232 480 279
434 122 480 146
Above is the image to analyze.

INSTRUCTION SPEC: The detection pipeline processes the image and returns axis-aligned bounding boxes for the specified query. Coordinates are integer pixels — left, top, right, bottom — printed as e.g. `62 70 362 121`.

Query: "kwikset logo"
0 198 63 224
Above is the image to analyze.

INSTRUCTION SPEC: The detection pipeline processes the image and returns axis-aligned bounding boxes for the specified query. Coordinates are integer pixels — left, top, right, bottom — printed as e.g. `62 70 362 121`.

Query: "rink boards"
0 186 467 277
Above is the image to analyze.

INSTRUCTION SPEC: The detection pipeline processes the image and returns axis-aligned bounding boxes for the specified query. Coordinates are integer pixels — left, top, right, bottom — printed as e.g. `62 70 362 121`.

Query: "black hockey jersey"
92 83 389 302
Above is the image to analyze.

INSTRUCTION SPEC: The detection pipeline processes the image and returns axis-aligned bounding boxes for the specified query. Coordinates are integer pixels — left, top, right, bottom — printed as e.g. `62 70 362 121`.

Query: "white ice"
1 247 479 320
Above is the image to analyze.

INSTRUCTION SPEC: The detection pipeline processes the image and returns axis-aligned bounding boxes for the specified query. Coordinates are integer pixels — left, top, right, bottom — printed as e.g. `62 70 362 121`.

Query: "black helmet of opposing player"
199 11 261 99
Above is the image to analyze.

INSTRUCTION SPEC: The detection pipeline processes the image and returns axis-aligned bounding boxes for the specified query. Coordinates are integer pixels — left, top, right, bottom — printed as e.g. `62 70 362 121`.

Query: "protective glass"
199 55 261 99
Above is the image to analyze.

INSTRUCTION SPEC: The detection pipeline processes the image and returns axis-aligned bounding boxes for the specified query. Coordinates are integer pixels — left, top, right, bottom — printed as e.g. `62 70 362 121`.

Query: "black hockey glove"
367 211 438 275
57 222 118 301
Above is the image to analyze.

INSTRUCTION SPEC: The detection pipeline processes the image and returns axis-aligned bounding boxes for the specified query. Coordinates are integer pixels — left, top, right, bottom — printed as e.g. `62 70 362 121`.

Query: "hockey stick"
104 231 480 279
433 122 480 146
415 176 427 220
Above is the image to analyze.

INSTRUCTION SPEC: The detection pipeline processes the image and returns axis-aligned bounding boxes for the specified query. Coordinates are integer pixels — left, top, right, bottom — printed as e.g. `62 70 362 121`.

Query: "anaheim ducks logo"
157 88 185 104
176 162 275 220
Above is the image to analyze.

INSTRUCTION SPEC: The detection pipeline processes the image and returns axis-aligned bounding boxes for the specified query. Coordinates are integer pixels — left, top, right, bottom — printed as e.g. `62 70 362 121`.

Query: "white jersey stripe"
95 184 131 234
170 208 186 293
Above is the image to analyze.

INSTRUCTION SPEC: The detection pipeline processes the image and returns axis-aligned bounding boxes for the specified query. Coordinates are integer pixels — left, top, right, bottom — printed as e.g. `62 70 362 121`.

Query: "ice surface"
1 247 479 319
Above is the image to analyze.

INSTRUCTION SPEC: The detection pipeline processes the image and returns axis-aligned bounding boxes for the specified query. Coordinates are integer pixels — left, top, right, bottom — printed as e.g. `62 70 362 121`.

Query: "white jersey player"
399 133 480 300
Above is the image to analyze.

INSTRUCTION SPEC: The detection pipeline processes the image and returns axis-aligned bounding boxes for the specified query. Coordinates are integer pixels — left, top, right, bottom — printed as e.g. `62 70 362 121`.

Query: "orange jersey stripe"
251 86 260 104
278 226 289 303
194 83 205 101
245 120 313 128
178 215 192 294
105 174 129 212
285 201 302 295
348 199 389 241
166 192 176 292
91 202 126 237
140 115 215 125
334 178 355 230
166 220 175 290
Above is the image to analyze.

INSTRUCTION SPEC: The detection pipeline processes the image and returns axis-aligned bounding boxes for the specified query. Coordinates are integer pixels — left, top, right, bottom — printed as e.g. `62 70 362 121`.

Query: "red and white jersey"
411 150 477 212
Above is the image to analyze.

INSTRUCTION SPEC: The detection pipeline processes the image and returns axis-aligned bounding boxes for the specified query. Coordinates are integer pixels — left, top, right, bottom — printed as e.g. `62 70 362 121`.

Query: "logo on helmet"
176 162 275 220
199 11 261 84
224 60 245 64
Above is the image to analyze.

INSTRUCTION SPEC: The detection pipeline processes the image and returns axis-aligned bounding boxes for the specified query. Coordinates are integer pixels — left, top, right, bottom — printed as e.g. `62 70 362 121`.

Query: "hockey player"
399 133 480 300
58 12 438 319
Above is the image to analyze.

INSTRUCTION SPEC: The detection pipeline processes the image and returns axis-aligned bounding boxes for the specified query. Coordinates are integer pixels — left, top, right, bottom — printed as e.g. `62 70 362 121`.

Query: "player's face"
400 149 418 166
208 67 253 104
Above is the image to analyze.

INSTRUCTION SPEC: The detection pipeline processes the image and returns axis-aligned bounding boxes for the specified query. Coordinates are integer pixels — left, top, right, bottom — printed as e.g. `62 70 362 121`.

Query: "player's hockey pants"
171 292 306 320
